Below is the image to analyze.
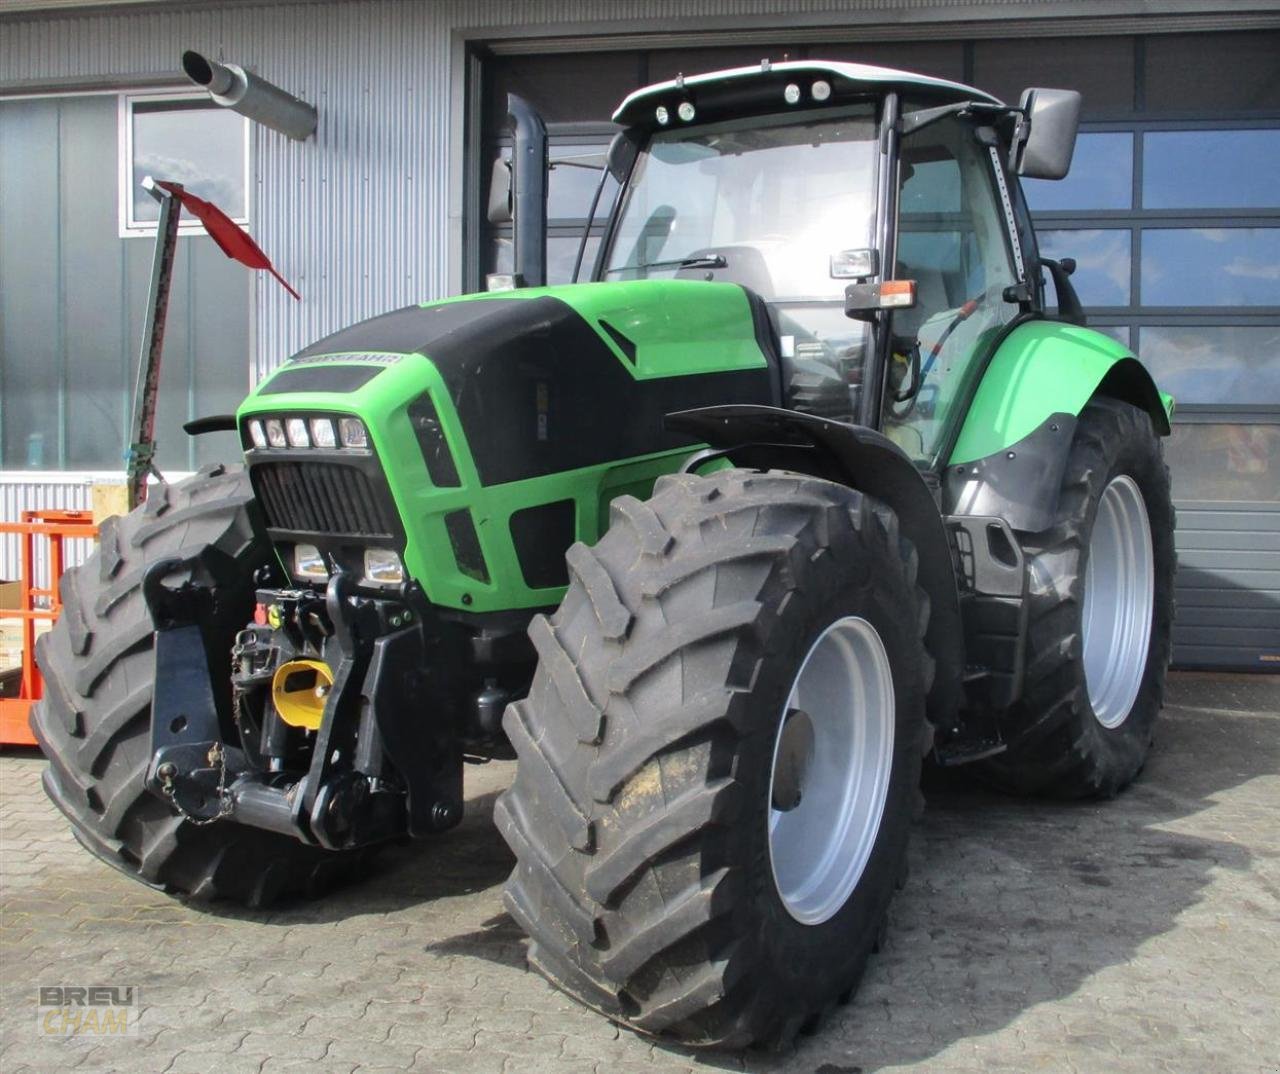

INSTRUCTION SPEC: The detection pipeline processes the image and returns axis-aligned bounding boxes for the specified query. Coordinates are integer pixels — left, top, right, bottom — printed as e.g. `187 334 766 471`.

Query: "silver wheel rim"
1081 475 1155 729
767 616 895 925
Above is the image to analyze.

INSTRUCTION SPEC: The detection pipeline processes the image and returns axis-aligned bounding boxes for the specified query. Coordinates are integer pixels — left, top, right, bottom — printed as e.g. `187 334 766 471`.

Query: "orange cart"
0 509 98 747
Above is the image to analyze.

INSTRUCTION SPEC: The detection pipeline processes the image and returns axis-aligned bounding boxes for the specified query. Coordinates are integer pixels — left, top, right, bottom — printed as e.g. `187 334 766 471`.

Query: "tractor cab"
515 61 1082 465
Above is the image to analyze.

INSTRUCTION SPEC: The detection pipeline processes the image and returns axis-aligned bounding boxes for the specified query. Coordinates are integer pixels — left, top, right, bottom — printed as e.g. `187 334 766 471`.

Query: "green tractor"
34 60 1175 1048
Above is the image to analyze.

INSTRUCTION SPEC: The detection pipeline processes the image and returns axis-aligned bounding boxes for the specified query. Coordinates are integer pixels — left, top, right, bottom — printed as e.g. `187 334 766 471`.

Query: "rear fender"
945 320 1172 532
667 404 964 728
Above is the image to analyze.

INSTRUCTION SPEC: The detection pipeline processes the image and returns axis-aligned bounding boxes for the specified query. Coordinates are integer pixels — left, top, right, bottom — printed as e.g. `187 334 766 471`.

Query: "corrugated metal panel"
0 474 192 591
0 475 99 591
1172 501 1280 671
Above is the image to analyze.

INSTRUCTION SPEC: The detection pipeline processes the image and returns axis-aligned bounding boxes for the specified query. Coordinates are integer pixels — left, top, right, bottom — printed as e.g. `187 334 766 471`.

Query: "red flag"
156 181 301 301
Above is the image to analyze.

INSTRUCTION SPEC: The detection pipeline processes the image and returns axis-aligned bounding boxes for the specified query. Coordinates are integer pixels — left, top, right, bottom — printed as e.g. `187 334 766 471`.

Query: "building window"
119 93 249 236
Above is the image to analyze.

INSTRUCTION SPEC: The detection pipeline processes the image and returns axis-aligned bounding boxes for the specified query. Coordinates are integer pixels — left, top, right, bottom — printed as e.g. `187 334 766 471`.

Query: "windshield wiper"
604 254 727 276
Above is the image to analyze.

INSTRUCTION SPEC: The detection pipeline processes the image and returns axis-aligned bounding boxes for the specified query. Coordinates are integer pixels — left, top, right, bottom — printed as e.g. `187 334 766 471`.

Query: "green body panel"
422 279 769 378
949 320 1172 466
238 280 772 613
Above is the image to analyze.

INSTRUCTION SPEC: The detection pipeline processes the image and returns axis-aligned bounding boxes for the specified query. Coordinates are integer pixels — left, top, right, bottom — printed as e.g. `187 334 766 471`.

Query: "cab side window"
887 118 1020 464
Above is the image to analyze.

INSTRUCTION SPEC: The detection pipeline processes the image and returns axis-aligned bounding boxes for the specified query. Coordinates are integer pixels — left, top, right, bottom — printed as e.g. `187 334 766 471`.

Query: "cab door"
883 116 1023 466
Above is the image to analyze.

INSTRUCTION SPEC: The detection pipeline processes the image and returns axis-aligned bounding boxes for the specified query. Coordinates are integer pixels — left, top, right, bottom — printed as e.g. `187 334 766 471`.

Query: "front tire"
497 470 931 1048
32 466 363 905
980 397 1176 798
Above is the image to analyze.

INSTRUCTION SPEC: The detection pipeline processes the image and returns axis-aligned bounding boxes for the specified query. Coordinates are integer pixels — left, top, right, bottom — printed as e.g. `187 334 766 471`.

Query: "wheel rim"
1081 474 1155 728
767 616 895 925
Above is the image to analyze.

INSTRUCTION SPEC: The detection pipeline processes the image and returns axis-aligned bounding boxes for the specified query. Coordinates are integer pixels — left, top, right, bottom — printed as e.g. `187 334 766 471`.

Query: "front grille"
251 461 396 538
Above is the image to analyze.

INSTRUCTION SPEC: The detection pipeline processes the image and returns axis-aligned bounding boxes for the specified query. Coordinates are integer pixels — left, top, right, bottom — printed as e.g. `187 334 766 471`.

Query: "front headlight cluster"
247 416 368 450
292 544 405 588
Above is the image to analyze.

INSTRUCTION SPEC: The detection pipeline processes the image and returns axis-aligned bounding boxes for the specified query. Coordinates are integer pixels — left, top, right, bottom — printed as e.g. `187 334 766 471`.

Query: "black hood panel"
293 294 778 486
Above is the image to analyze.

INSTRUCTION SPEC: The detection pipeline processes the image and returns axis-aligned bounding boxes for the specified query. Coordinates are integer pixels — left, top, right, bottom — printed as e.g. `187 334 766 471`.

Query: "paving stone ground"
1 671 1277 1074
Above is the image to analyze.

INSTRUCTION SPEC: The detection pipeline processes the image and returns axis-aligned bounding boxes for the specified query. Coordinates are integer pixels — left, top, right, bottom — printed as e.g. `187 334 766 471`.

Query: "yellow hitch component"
271 659 334 732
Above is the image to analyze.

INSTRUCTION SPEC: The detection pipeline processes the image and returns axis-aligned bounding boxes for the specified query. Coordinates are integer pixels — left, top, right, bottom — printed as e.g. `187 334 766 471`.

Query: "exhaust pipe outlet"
182 50 317 141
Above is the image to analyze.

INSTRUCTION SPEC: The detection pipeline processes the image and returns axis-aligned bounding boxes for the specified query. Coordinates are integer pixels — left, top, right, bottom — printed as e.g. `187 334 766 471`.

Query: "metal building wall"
0 476 104 591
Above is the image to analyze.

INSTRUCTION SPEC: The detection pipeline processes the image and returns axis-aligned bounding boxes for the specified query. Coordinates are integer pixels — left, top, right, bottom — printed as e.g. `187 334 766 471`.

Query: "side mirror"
1015 88 1082 180
487 157 513 225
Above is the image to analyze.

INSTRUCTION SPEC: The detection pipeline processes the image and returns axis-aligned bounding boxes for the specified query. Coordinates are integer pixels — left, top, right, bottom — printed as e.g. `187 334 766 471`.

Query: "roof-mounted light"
812 80 832 102
655 105 670 125
784 83 801 105
677 101 696 122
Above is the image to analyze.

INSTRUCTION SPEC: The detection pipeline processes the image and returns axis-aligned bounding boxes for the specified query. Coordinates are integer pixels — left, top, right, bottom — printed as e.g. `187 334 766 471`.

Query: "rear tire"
497 470 931 1047
32 466 364 906
979 397 1176 798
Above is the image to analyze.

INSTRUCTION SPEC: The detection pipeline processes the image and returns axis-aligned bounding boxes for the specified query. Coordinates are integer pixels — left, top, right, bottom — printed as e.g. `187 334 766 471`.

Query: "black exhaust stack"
506 93 548 288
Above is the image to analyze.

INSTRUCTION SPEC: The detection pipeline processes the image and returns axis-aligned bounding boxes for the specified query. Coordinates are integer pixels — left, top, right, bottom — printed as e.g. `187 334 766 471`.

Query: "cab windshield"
603 106 878 299
601 106 880 423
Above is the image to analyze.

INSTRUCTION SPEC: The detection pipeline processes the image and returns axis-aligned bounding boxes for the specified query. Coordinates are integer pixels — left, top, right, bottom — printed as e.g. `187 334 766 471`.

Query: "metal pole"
127 177 182 510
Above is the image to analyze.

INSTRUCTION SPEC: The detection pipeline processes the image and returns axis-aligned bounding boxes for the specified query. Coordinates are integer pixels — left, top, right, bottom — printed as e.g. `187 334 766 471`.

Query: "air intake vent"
251 461 396 537
408 393 460 487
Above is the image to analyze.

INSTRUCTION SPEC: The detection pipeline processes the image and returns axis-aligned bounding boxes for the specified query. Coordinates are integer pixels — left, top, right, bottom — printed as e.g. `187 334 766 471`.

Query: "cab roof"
613 59 1003 127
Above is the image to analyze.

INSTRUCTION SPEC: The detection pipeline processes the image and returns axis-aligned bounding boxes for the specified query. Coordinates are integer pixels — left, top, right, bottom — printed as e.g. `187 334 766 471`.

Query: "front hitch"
142 557 250 821
140 559 463 848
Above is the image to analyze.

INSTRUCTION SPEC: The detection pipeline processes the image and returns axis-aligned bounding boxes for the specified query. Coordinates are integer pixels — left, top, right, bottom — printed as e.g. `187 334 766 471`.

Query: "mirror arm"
900 100 1012 138
1007 109 1030 172
1040 257 1087 327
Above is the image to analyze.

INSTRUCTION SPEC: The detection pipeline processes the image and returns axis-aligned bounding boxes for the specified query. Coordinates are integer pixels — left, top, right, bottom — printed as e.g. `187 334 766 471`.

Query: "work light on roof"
655 105 670 125
812 80 832 102
784 83 802 105
677 101 696 122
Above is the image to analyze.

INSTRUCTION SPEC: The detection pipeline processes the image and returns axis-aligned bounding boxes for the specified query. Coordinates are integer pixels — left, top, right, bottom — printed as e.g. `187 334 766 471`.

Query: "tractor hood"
291 279 775 384
236 280 778 611
243 279 778 487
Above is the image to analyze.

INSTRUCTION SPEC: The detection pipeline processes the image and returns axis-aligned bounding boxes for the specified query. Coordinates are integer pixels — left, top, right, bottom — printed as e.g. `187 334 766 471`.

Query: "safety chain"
156 741 233 827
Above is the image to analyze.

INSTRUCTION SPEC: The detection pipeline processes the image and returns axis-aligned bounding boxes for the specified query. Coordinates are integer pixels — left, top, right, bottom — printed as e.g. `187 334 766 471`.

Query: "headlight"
248 420 267 448
363 549 404 587
293 543 329 581
286 417 310 447
265 419 287 448
309 418 337 448
339 417 368 449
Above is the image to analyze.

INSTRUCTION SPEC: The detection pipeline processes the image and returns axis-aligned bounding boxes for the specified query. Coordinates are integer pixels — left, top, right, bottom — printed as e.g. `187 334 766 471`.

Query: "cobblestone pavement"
1 672 1277 1074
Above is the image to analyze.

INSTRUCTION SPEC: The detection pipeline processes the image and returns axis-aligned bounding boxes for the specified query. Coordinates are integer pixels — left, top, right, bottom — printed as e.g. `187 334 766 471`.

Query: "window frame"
117 89 251 239
1026 116 1280 417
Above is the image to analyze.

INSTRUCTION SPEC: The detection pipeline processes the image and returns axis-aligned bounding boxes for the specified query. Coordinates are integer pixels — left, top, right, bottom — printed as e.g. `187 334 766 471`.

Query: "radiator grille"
251 461 397 538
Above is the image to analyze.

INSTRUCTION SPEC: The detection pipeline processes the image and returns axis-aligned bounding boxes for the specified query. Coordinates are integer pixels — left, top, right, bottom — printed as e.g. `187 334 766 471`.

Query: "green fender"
949 319 1172 467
